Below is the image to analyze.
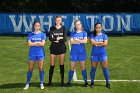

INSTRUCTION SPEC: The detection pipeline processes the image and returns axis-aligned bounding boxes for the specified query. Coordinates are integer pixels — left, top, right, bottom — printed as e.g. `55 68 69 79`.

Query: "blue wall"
0 13 140 34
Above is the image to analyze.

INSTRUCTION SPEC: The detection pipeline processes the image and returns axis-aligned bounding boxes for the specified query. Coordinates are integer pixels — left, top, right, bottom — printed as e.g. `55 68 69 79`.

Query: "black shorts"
49 42 66 55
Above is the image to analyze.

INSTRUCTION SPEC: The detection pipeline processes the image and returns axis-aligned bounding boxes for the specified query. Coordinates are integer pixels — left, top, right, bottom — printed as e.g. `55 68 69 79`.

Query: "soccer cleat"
90 82 94 88
84 82 88 87
106 83 111 89
40 84 44 89
65 82 72 87
24 84 29 90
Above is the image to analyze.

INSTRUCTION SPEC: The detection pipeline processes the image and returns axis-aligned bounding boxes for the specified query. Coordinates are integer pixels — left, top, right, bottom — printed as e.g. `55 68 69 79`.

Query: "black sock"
60 65 64 83
48 65 55 83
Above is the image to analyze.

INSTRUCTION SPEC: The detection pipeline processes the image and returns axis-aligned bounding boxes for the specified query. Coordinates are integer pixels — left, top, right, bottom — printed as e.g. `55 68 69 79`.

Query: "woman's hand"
34 40 46 46
35 42 41 46
57 36 63 41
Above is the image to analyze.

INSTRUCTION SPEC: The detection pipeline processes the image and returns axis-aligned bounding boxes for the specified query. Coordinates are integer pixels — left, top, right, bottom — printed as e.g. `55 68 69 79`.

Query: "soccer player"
90 22 111 89
48 16 67 86
24 21 46 90
66 20 88 87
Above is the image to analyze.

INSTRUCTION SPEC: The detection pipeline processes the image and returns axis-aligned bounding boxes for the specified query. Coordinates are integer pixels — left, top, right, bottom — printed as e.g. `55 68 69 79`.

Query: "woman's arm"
49 31 57 42
35 40 46 46
90 39 103 46
98 40 108 47
27 40 46 46
59 27 67 43
27 41 38 46
75 37 87 44
49 27 57 42
70 38 79 44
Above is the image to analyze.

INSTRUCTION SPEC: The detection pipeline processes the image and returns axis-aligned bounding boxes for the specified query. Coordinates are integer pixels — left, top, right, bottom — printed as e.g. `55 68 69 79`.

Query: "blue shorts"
29 56 45 61
70 54 86 62
90 55 107 62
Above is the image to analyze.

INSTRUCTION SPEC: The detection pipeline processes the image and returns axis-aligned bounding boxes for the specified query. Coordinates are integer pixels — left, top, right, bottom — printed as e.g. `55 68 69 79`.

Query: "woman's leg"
90 61 98 83
37 60 44 89
24 61 36 90
100 60 109 83
90 61 98 87
26 61 36 84
37 60 44 84
100 60 111 89
67 62 76 84
48 54 57 85
80 61 88 87
59 53 65 85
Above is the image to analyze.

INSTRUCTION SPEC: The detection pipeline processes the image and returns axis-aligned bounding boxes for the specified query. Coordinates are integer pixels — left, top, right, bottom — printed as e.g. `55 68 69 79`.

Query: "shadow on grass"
45 82 106 88
0 83 25 89
0 82 106 89
45 82 86 87
0 82 41 89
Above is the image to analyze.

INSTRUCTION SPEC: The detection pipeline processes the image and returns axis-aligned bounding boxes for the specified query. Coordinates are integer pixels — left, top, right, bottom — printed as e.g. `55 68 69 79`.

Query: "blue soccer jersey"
70 31 87 61
90 33 108 56
27 32 46 56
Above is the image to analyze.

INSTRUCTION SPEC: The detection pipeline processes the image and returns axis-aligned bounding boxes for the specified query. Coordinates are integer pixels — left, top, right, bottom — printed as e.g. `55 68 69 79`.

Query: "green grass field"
0 36 140 93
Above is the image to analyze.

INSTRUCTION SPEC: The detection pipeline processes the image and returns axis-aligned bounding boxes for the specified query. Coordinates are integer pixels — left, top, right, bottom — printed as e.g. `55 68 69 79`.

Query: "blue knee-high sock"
68 70 74 83
39 70 44 84
82 69 87 83
26 71 32 84
90 67 96 83
102 68 110 83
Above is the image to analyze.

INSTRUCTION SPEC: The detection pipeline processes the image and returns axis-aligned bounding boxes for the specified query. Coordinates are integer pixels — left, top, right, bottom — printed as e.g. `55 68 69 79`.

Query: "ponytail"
93 22 102 37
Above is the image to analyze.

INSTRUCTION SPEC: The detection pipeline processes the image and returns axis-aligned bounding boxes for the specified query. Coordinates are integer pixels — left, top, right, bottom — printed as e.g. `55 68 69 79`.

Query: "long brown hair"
74 20 84 31
33 21 41 31
33 21 41 26
93 22 102 37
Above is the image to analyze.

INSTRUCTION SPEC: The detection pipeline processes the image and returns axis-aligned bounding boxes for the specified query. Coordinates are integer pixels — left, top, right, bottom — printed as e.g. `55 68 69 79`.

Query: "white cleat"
40 84 44 90
24 84 29 90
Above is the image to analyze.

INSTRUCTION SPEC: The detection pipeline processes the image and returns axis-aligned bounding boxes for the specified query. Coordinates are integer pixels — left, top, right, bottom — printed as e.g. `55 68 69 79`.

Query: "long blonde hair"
74 20 84 31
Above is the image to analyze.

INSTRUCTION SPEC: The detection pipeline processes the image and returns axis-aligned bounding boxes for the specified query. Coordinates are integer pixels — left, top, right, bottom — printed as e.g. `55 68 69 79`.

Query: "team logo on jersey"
95 39 103 42
53 33 63 36
73 37 84 40
31 38 41 40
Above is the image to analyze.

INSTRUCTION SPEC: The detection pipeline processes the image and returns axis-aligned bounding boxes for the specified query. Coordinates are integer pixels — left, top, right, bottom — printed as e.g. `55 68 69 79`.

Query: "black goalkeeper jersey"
49 26 67 44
